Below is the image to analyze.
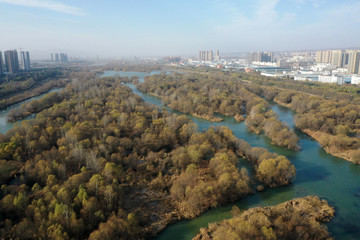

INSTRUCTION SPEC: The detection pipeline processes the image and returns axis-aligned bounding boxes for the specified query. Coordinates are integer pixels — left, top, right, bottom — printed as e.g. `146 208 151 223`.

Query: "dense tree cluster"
100 62 162 73
0 69 64 99
240 78 360 162
0 72 295 239
241 72 360 103
7 91 67 122
194 196 335 240
137 73 299 150
0 79 69 111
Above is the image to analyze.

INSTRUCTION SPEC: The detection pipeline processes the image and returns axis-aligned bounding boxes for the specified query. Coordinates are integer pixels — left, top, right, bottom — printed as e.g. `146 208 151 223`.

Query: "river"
0 87 64 134
101 71 360 240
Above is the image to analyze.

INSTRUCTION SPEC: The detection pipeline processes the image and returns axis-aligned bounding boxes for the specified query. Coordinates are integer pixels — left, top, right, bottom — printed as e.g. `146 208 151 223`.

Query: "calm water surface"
4 73 357 238
96 71 360 239
0 88 64 134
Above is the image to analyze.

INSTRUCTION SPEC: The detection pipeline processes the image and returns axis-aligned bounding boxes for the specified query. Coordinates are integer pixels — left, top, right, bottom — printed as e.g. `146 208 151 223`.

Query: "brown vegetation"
0 71 295 239
194 196 335 240
137 73 299 150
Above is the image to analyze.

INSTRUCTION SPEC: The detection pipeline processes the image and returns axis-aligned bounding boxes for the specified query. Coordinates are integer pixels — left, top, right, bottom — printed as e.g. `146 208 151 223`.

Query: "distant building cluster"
184 48 360 86
198 50 220 61
162 56 181 64
0 49 31 74
51 53 68 63
315 50 360 74
247 52 274 63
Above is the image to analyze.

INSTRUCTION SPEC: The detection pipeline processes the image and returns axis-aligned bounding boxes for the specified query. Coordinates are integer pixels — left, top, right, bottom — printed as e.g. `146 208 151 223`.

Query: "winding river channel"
102 71 360 240
0 87 64 134
2 72 359 239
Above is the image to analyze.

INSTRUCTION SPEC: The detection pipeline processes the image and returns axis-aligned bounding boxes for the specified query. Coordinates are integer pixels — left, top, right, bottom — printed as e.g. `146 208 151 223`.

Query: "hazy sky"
0 0 359 59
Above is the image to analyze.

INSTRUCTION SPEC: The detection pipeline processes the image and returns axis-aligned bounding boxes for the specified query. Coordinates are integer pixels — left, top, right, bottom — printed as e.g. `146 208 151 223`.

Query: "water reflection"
101 71 360 240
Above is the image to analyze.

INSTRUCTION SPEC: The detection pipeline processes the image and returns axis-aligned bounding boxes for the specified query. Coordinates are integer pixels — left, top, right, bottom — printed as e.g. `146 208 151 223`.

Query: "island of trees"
236 72 360 163
0 69 70 110
194 196 335 240
0 71 296 239
137 73 299 150
141 68 360 164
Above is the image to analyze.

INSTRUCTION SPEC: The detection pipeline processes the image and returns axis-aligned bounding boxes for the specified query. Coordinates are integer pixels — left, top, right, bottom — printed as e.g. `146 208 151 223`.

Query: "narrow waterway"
101 71 360 240
0 87 64 134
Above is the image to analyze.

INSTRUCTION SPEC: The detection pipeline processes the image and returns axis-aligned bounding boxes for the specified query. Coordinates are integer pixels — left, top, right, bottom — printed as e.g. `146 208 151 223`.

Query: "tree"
257 156 296 187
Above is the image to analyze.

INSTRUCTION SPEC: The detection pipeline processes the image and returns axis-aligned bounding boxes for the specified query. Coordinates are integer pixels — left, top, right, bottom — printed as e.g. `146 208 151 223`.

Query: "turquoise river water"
0 87 64 134
2 71 359 239
101 71 360 240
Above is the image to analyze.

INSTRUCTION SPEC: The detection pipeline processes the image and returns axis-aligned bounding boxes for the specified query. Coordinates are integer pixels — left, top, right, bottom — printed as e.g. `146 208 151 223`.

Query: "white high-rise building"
20 51 31 71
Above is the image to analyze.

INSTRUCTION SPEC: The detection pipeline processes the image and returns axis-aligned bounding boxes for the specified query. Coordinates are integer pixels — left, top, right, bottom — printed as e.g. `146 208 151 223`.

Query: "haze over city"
1 0 360 59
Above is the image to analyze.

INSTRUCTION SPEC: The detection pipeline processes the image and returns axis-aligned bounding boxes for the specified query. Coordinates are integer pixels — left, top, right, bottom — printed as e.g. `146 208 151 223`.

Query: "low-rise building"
351 75 360 84
294 74 318 81
318 75 344 84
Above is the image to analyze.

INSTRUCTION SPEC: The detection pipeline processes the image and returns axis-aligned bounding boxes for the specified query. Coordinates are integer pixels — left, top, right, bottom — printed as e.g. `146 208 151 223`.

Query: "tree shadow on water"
295 164 330 184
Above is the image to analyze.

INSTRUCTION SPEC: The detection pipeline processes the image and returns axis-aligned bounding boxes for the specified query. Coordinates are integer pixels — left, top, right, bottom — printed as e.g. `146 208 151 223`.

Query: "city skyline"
1 0 360 59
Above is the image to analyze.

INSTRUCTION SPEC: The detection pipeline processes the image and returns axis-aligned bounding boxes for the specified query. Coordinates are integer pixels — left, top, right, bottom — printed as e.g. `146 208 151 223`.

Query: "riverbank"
0 79 68 110
102 70 360 240
192 113 223 122
302 129 359 164
193 196 335 240
0 87 65 134
273 99 359 163
234 114 245 122
273 99 292 109
143 92 223 122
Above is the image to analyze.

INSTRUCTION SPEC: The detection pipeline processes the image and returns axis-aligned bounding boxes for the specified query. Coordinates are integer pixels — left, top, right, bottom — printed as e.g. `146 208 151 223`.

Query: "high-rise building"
247 52 273 63
4 50 19 74
315 51 323 63
0 51 3 75
26 52 31 70
215 50 220 61
247 52 261 63
342 52 349 67
316 50 335 63
261 52 273 62
60 53 68 63
208 50 213 61
20 51 31 71
331 50 344 67
55 53 59 62
347 51 360 74
198 50 215 61
51 53 54 62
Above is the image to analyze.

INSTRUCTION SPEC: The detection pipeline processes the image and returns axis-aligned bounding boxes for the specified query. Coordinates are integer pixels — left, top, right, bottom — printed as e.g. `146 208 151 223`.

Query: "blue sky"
0 0 359 59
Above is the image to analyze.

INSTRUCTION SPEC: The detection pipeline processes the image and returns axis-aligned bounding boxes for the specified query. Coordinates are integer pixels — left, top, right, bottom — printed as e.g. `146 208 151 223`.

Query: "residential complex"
0 49 31 74
4 50 20 74
347 51 360 74
198 50 219 61
20 51 31 71
247 52 274 63
51 52 68 63
185 48 360 85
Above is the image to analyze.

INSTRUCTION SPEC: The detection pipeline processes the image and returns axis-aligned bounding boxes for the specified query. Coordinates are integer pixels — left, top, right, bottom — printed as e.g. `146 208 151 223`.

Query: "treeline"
241 72 360 103
5 75 134 123
99 62 162 73
0 79 69 111
0 69 64 99
238 74 360 163
194 196 335 240
0 72 295 239
137 73 299 150
7 91 66 122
